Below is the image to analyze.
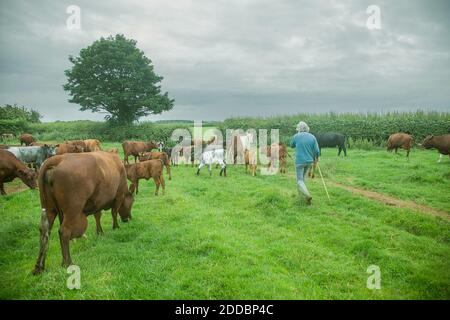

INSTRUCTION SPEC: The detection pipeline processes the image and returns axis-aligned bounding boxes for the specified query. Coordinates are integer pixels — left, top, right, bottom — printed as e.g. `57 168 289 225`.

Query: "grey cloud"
0 0 449 122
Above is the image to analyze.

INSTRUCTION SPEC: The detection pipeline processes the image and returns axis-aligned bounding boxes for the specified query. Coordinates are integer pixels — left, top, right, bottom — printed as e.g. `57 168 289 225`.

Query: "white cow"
196 148 227 176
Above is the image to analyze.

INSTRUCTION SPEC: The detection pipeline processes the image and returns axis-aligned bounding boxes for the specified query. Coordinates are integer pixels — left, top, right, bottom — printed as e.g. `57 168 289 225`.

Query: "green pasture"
0 143 449 299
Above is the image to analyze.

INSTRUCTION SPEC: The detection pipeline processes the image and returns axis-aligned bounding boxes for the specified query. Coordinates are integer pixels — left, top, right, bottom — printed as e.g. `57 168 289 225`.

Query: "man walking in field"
290 121 320 205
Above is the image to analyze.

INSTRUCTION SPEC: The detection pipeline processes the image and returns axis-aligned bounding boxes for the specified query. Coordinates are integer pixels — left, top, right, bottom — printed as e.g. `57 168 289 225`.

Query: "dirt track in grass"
330 181 450 220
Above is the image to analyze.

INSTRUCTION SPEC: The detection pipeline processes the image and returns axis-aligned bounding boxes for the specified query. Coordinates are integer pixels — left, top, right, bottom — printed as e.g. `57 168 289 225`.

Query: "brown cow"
0 149 37 195
125 159 165 196
56 142 83 155
264 143 290 173
32 151 134 274
179 145 196 167
138 151 172 180
268 143 289 173
421 134 450 163
19 133 35 146
122 140 158 164
30 142 44 146
307 158 318 178
244 149 257 176
387 133 413 158
67 140 87 152
84 139 102 152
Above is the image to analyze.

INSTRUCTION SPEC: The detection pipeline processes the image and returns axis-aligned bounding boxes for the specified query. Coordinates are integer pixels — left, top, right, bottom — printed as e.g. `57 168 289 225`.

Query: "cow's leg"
208 163 212 176
160 174 165 195
167 164 171 180
406 148 410 159
129 182 136 195
135 179 140 195
0 182 6 195
59 212 87 267
94 212 103 235
196 161 205 175
124 154 129 164
110 199 122 230
153 177 160 195
343 146 347 156
134 155 138 163
338 147 342 156
222 161 227 177
219 160 224 176
33 208 57 274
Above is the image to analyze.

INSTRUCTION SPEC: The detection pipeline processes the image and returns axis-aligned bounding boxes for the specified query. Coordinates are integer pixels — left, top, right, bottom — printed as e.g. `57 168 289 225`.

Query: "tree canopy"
0 104 42 123
63 34 174 124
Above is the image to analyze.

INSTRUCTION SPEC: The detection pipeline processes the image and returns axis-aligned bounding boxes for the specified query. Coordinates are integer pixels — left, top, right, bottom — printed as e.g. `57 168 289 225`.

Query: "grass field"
0 143 449 299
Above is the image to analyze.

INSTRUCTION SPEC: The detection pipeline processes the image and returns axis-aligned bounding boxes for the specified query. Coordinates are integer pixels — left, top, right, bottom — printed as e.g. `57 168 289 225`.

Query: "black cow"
313 132 347 156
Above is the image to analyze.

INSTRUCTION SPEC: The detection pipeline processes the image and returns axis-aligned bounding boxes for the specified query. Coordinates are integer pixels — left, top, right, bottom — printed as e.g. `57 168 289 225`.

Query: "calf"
139 151 172 180
6 145 56 169
67 140 87 152
307 158 318 178
314 133 347 156
244 149 257 176
84 139 102 152
32 151 134 274
125 159 165 195
196 149 227 176
19 133 35 146
122 140 158 164
421 134 450 163
387 133 413 158
266 142 289 173
0 149 37 195
56 142 83 155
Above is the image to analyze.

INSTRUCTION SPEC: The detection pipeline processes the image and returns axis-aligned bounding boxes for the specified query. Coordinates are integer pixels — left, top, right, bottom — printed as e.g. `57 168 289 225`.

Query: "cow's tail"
38 155 63 211
162 154 171 180
33 155 63 275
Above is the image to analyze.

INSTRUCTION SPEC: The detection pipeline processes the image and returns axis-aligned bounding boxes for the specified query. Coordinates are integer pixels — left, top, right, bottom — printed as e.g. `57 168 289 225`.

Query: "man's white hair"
296 121 310 132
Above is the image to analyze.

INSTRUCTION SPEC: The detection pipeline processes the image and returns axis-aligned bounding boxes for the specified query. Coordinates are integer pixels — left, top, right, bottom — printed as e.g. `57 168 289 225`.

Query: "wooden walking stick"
316 163 331 202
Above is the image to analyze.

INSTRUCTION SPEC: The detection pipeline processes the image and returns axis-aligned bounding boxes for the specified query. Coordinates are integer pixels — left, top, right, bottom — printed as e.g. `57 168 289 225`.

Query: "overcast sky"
0 0 449 122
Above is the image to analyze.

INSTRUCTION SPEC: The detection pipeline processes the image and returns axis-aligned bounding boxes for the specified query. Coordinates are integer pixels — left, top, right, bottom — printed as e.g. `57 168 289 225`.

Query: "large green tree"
63 34 174 124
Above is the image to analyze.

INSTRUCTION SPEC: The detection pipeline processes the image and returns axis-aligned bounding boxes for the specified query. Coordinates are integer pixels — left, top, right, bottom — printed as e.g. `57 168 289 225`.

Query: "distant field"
0 144 449 299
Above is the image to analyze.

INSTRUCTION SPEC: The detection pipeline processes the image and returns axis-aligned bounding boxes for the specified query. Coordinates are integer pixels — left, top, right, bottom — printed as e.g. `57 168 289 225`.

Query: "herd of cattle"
0 131 449 274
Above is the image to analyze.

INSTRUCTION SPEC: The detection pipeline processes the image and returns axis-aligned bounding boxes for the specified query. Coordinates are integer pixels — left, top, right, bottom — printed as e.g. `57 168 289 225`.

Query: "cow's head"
119 191 134 222
147 140 158 151
17 168 37 189
421 135 434 149
42 144 56 157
